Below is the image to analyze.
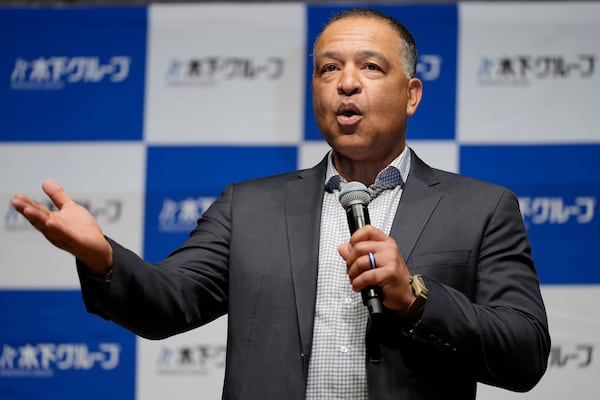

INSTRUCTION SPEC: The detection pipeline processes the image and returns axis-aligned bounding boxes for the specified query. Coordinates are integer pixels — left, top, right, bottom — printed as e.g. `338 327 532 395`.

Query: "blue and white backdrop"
1 2 599 399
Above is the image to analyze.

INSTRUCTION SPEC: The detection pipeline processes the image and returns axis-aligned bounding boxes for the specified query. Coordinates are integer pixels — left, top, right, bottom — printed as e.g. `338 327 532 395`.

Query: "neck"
332 147 404 186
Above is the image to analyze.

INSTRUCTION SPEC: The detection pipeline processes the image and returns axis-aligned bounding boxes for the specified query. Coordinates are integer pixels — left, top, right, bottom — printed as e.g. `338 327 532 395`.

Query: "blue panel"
0 7 147 141
144 146 298 262
304 4 458 141
460 145 600 284
0 290 136 399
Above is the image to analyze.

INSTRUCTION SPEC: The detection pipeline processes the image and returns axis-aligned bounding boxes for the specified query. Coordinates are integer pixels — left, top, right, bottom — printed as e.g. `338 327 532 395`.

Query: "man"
12 8 550 399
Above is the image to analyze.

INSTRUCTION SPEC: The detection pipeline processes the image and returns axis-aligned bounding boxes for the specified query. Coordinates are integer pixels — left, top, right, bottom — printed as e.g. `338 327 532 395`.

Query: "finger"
11 195 32 213
11 195 50 226
348 225 387 246
42 179 73 210
350 266 383 292
344 240 386 271
349 246 392 276
11 194 43 211
347 252 377 280
338 242 352 260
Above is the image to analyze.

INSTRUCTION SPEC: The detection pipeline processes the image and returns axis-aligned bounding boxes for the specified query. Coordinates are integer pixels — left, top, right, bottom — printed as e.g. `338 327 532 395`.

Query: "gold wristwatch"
400 274 428 319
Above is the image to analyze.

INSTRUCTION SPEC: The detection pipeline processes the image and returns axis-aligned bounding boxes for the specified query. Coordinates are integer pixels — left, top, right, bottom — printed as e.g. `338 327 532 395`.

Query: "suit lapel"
283 151 441 363
285 158 327 362
390 150 442 261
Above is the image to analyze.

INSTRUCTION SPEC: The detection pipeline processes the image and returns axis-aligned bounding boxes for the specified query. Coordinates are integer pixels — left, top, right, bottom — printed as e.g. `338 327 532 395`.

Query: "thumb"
42 179 73 210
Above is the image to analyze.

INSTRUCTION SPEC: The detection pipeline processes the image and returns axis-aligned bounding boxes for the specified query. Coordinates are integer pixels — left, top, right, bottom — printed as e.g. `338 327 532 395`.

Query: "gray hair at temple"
312 8 419 80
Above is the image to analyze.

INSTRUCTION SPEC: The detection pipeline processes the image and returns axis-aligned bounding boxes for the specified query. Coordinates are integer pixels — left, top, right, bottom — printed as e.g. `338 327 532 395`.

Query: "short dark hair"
313 8 418 78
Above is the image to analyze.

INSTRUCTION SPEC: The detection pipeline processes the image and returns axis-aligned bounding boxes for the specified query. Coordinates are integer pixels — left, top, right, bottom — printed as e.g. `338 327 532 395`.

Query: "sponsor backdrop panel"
0 3 598 400
304 4 457 141
136 316 227 400
0 7 147 141
0 290 136 400
460 145 600 284
144 4 305 145
479 286 600 399
406 140 459 174
298 141 332 170
457 2 600 144
144 146 297 263
0 144 145 289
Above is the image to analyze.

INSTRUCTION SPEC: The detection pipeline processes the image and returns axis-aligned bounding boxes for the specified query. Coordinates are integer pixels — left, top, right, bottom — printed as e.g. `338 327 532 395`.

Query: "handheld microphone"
338 182 385 318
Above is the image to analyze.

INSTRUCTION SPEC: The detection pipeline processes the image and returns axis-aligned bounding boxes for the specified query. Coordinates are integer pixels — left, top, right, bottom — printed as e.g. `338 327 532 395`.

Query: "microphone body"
338 182 385 318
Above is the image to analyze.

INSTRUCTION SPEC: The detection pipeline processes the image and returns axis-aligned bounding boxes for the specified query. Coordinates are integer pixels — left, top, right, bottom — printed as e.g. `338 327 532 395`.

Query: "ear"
406 78 423 117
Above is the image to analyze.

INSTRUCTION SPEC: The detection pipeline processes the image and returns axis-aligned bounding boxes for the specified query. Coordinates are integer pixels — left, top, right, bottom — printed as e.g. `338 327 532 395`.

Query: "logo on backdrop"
0 342 120 378
156 343 225 375
518 196 596 225
9 56 131 90
478 54 596 85
4 198 123 231
158 196 216 233
549 344 594 369
417 54 443 81
165 56 284 86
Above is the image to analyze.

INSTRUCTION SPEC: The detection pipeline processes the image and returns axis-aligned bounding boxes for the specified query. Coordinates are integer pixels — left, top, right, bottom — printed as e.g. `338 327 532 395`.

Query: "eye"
364 63 383 72
320 64 338 74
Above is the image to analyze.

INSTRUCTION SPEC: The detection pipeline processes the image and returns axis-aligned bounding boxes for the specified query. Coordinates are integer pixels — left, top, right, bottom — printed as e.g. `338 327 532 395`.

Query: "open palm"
11 180 113 274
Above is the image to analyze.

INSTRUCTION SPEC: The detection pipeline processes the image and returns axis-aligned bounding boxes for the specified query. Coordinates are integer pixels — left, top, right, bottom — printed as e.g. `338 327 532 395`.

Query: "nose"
337 65 361 96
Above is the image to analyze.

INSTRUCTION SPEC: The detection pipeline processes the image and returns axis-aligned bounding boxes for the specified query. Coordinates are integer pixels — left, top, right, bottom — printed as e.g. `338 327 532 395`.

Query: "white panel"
407 140 459 174
145 4 306 145
136 316 227 400
479 285 600 399
458 2 600 144
298 141 330 170
0 143 145 288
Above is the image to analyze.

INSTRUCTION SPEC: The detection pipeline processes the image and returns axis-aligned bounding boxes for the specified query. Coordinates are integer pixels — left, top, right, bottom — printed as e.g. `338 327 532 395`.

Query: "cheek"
368 81 405 108
311 84 325 110
312 89 336 122
372 93 407 121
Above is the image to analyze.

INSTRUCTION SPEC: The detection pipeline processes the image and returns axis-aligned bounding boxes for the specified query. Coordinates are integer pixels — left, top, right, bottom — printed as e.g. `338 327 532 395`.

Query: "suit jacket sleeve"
405 185 550 392
77 184 235 339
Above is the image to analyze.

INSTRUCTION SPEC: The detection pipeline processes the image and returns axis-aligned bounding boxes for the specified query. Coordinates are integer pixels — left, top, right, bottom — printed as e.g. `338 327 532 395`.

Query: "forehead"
314 16 401 55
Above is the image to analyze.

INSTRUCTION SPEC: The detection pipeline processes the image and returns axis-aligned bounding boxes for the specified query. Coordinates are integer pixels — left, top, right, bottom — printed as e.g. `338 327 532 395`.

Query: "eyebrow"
314 49 389 66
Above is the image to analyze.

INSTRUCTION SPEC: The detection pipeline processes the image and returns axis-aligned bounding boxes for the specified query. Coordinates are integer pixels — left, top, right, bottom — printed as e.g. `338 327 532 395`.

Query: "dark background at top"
0 0 584 5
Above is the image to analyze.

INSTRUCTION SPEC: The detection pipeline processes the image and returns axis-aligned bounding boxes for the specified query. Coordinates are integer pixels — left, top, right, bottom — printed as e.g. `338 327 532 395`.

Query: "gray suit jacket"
79 149 550 399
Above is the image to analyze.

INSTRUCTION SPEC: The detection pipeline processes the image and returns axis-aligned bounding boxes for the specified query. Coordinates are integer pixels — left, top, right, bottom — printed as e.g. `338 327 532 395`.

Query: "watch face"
400 275 428 318
413 275 428 297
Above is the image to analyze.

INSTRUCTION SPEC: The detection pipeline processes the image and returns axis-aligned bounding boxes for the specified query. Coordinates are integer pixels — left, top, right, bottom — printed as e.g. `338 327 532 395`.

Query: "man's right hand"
11 179 113 275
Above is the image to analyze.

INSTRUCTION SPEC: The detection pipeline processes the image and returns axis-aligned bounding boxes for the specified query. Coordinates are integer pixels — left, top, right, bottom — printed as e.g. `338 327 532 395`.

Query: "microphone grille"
338 181 372 209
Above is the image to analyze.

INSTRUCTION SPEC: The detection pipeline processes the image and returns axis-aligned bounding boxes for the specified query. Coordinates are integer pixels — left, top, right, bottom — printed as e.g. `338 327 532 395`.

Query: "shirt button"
339 345 349 353
344 297 353 305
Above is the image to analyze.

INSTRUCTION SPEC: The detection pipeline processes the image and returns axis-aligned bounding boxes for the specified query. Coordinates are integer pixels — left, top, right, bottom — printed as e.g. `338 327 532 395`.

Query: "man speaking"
12 8 550 399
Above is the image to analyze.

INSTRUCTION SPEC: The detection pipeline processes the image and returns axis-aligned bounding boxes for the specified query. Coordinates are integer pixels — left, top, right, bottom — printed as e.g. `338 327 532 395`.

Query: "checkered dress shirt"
305 147 411 399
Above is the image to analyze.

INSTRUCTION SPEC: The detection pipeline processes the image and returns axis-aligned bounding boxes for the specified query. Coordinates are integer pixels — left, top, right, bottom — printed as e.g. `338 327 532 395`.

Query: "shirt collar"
325 146 411 189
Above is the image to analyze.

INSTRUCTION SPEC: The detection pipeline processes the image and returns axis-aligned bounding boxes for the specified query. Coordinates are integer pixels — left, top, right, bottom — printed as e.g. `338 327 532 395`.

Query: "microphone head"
338 181 372 209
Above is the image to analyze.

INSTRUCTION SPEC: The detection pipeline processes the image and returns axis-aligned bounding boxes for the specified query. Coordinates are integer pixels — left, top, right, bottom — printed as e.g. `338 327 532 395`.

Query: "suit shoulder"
234 167 317 188
430 167 516 202
221 162 325 200
435 167 504 188
410 149 511 197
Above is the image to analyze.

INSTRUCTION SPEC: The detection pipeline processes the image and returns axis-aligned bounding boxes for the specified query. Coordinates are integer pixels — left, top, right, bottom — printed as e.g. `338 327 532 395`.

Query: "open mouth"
336 104 362 125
